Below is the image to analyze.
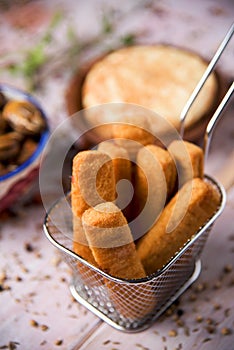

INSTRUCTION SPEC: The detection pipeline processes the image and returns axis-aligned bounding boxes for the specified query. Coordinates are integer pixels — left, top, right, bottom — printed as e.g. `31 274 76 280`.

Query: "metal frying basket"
43 175 226 332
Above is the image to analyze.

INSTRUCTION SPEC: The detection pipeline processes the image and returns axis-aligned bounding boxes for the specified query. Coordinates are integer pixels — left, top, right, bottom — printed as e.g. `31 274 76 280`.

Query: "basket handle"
203 81 234 163
179 22 234 137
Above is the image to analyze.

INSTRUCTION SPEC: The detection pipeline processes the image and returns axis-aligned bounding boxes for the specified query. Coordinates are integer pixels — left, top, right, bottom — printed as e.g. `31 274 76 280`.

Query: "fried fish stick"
135 144 177 205
82 202 145 279
82 202 156 319
132 144 177 234
73 215 97 266
97 140 131 184
137 178 220 275
72 150 116 216
168 140 204 188
97 140 132 219
71 150 116 266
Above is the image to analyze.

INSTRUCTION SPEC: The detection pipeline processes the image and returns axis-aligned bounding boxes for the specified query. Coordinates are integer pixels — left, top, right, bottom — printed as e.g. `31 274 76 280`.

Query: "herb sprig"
0 2 147 91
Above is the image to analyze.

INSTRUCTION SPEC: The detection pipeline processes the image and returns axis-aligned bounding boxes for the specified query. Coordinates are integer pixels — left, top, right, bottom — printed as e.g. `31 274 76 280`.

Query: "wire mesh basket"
43 175 226 332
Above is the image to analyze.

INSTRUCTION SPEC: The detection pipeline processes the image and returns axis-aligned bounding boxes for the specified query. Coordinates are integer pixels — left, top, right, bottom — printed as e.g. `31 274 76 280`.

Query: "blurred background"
0 2 234 349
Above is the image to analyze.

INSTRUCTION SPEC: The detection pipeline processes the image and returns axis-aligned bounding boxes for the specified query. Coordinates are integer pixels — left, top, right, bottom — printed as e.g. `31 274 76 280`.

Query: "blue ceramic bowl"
0 83 49 212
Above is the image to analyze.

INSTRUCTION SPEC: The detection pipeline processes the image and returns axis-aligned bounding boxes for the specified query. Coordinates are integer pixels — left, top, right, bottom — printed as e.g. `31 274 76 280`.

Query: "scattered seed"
213 303 221 310
189 294 197 302
224 308 230 317
192 328 199 333
54 339 63 346
44 274 51 280
168 329 177 337
40 325 49 332
221 327 232 335
206 318 214 325
172 314 179 322
166 308 173 316
196 315 203 323
30 319 39 328
24 242 34 252
3 285 11 291
0 271 9 293
103 340 111 345
51 255 62 267
21 266 29 273
194 283 206 293
8 342 20 350
135 344 149 350
176 319 184 327
162 336 166 342
223 264 232 273
15 276 22 282
0 271 7 284
202 338 212 343
206 325 216 334
177 309 184 317
213 280 222 289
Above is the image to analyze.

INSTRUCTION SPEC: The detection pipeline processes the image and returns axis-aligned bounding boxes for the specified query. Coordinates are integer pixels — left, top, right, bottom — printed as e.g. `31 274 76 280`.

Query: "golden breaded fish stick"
71 150 115 267
97 140 132 219
73 215 103 286
168 140 204 188
137 178 220 275
82 202 145 279
82 202 156 319
135 144 177 207
132 144 177 236
72 150 116 216
73 216 97 266
97 140 131 184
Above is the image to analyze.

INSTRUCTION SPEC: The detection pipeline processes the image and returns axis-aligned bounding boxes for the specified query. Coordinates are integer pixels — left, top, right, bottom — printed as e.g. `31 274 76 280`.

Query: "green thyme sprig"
1 2 146 91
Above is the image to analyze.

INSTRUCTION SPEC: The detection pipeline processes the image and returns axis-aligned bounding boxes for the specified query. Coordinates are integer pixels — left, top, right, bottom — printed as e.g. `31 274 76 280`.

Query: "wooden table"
0 1 234 349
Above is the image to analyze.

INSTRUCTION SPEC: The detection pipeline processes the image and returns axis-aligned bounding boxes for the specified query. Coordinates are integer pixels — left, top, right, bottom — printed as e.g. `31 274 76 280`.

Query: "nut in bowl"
0 83 49 212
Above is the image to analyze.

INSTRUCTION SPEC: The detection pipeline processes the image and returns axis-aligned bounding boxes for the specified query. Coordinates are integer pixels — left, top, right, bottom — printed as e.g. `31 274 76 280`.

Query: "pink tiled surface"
0 1 234 349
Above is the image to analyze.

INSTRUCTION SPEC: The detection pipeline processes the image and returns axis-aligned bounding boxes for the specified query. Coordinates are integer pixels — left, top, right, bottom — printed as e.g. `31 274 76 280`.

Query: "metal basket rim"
43 174 226 284
69 259 202 333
